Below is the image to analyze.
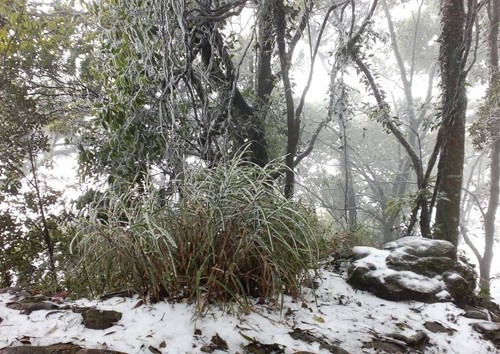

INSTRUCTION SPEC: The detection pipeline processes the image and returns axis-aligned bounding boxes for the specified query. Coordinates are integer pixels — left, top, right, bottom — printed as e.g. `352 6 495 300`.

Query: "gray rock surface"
471 322 500 349
347 236 476 306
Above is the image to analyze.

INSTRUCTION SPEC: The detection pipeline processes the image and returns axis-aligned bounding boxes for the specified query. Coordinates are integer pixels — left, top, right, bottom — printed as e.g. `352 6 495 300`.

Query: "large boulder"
347 236 476 306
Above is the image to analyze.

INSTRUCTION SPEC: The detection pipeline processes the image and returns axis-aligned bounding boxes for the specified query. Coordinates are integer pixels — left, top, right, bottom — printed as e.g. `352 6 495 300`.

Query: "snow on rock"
347 236 476 306
471 322 500 348
383 236 456 259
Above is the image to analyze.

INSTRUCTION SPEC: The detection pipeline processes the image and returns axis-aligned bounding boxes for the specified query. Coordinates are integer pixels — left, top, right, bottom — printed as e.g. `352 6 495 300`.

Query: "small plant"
71 155 323 311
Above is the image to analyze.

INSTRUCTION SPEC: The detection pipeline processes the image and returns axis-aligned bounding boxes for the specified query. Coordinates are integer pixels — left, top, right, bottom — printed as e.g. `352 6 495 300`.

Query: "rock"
491 312 500 322
352 246 375 261
0 343 127 354
243 341 285 353
463 309 489 321
6 301 59 315
319 343 349 354
345 265 377 293
423 321 456 335
386 253 457 276
81 309 122 330
384 236 456 259
347 236 476 306
210 334 228 351
0 343 81 354
99 290 137 301
72 306 90 314
288 328 348 353
362 340 406 353
388 330 429 347
443 272 472 307
200 345 214 353
76 350 128 354
347 264 440 302
0 346 128 354
471 322 500 349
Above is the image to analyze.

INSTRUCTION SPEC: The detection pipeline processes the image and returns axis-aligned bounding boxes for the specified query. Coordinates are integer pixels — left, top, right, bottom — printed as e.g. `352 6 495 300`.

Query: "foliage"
79 0 252 185
71 154 323 310
470 73 500 150
325 224 378 255
0 187 74 291
386 0 440 73
0 0 89 291
0 0 492 301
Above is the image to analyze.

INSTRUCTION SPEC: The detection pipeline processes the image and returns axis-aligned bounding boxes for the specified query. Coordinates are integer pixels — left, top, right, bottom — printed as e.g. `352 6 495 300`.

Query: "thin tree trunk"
480 0 500 295
339 101 357 229
273 0 298 198
382 0 436 237
482 139 500 292
27 138 57 286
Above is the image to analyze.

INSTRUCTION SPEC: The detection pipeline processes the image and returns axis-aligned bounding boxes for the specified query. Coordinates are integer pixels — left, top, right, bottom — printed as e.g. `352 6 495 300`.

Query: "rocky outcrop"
346 237 500 349
347 236 476 306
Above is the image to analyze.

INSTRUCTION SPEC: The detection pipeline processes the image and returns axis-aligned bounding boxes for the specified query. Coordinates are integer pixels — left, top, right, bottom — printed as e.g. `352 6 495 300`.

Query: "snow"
435 290 451 299
0 269 496 354
352 247 390 268
352 245 447 293
391 271 445 293
384 236 447 249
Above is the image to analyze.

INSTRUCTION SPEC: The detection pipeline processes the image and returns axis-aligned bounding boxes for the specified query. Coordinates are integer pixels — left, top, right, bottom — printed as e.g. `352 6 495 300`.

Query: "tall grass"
71 157 323 311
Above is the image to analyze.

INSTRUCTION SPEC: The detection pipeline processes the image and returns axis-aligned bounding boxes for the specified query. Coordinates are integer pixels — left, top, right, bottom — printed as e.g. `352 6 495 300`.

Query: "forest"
0 0 499 309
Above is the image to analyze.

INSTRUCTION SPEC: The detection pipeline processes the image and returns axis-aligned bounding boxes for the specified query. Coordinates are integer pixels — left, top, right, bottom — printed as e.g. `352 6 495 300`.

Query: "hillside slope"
0 269 498 354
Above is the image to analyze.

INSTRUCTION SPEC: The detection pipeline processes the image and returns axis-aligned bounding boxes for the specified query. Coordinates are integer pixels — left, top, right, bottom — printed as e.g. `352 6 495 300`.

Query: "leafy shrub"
0 196 74 293
71 157 323 310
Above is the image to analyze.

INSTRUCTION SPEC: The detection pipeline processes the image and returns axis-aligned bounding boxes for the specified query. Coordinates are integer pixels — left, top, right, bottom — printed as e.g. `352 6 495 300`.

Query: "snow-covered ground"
3 145 494 353
0 269 497 354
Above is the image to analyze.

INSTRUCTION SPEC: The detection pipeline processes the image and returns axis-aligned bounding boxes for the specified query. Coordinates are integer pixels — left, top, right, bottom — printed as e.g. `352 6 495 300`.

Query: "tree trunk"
479 0 500 295
28 138 57 286
274 0 298 198
434 0 471 248
252 1 274 168
339 105 357 229
481 138 500 293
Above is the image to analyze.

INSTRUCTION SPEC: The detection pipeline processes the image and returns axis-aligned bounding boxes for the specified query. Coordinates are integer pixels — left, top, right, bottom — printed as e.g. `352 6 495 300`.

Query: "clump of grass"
71 156 322 311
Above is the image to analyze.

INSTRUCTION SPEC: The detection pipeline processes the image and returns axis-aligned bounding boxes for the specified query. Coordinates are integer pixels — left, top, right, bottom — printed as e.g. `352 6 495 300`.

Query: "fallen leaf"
148 345 162 354
133 299 145 308
211 333 228 350
313 316 325 323
45 324 58 336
